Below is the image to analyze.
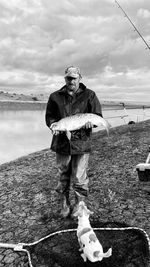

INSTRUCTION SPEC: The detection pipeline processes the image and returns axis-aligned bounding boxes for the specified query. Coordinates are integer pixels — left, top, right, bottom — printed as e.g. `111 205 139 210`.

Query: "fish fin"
94 125 110 137
106 121 111 137
107 122 112 129
106 127 109 137
108 121 112 127
66 131 71 140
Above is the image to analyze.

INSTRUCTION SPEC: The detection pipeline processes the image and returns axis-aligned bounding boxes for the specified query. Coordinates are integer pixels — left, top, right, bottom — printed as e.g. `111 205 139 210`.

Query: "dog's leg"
78 240 84 251
81 253 87 262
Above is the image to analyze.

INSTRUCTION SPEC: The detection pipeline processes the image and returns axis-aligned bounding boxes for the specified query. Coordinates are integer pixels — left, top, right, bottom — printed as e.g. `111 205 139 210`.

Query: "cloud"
137 8 150 19
0 0 149 102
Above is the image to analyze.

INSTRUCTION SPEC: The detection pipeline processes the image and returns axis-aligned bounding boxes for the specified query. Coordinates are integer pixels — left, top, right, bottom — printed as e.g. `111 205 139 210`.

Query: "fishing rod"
115 0 150 50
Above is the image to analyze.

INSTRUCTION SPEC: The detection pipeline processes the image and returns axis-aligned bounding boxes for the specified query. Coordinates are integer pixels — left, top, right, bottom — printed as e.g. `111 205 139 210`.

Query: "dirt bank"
0 120 149 266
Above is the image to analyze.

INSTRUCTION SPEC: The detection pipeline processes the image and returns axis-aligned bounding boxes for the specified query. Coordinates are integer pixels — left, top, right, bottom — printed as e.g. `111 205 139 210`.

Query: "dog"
74 201 112 262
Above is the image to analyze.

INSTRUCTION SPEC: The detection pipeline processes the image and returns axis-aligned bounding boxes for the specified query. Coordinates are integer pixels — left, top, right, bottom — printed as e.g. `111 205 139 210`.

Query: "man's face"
65 76 81 95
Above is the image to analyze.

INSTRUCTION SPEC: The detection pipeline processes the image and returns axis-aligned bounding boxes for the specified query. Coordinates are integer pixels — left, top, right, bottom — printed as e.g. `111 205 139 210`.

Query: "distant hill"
0 90 119 105
0 90 149 109
0 90 47 102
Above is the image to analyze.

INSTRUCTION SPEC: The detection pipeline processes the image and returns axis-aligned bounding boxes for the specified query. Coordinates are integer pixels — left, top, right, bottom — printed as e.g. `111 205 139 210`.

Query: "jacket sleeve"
88 92 103 117
45 95 59 128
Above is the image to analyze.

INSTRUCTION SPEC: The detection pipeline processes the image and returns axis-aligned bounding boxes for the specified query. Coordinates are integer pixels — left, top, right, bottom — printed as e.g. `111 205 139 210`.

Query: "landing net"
0 222 149 267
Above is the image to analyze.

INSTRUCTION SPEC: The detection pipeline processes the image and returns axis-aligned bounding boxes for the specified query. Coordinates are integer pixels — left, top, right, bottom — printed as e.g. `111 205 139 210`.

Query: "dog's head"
74 201 93 217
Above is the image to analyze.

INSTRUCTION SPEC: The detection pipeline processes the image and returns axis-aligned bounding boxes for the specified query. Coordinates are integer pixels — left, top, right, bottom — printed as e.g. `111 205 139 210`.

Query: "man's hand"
50 122 60 135
84 121 93 129
51 130 60 135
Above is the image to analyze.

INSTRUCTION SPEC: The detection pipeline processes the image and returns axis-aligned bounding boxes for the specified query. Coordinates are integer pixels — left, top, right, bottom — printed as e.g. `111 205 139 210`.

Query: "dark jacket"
45 83 102 155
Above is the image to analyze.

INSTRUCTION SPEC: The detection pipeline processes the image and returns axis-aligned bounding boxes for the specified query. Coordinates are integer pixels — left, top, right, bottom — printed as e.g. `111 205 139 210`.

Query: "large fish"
50 113 111 139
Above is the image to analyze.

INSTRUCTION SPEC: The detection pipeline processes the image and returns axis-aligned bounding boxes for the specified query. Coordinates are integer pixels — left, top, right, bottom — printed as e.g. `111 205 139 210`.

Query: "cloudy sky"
0 0 150 103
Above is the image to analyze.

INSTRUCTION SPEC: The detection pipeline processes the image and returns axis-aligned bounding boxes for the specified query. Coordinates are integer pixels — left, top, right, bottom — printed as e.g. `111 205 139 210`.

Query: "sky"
0 0 150 103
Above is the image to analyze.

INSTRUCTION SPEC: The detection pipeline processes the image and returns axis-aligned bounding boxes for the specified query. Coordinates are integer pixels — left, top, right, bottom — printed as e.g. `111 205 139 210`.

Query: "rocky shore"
0 120 150 266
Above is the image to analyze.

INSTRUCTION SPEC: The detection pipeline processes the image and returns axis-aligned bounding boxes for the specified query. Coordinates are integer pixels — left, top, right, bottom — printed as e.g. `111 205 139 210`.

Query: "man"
45 66 102 218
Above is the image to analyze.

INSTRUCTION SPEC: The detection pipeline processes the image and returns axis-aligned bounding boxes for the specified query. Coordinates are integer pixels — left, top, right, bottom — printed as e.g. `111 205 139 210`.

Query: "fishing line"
119 103 150 123
115 0 150 50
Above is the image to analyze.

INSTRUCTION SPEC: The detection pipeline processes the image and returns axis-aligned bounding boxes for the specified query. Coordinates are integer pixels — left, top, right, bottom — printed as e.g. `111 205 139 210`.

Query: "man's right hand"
50 122 59 135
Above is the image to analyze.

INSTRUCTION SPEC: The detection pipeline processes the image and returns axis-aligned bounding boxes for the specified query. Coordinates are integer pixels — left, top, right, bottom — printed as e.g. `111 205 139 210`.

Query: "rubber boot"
60 192 70 218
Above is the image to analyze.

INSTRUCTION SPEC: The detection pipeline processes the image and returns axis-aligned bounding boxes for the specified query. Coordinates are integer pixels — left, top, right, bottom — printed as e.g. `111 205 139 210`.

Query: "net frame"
0 226 149 267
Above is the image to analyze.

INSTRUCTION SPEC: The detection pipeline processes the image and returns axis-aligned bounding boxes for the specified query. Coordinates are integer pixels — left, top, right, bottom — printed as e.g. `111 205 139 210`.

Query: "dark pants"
56 153 90 197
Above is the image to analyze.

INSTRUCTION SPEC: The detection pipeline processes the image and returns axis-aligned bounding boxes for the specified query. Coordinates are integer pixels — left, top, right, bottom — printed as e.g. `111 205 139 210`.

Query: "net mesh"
24 221 150 267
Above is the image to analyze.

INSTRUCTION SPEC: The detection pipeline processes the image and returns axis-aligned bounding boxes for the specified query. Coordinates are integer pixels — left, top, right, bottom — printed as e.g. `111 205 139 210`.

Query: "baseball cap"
64 66 82 78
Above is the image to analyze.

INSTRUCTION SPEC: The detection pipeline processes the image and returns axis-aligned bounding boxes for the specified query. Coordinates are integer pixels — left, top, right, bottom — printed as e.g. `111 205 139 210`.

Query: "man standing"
45 66 102 218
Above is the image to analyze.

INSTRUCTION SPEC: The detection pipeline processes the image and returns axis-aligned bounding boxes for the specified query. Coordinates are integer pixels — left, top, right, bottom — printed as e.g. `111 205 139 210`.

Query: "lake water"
0 107 150 165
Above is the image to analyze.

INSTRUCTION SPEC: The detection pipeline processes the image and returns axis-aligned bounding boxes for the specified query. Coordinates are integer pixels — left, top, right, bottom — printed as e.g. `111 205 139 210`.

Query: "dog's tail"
93 247 112 260
103 247 112 258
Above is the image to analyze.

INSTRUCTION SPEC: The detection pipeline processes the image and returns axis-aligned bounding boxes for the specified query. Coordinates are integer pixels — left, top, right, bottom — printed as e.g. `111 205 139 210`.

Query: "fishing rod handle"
0 243 23 251
0 243 17 249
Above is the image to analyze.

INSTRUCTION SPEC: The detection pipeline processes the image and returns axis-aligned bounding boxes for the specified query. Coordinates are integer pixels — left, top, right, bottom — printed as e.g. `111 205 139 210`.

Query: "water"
0 110 51 165
0 108 150 165
103 108 150 127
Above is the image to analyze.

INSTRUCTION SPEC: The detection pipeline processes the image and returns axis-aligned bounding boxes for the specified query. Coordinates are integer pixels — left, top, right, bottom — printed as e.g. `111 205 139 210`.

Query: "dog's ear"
73 210 79 217
73 204 81 217
73 210 82 217
83 204 93 216
87 209 94 215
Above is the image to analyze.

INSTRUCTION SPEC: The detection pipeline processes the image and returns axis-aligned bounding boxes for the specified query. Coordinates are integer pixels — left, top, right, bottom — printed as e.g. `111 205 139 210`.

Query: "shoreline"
0 99 150 111
0 100 46 110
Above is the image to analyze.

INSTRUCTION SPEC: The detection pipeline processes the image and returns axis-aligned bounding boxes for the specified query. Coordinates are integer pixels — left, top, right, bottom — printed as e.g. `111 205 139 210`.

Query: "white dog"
74 201 112 262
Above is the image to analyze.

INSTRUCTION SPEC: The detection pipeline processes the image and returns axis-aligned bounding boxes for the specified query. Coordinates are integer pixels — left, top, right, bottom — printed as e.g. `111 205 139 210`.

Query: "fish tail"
66 131 71 140
106 127 109 137
106 120 111 137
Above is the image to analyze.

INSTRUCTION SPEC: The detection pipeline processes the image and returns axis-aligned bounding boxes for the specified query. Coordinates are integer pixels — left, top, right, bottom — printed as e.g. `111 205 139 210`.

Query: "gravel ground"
0 120 150 266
